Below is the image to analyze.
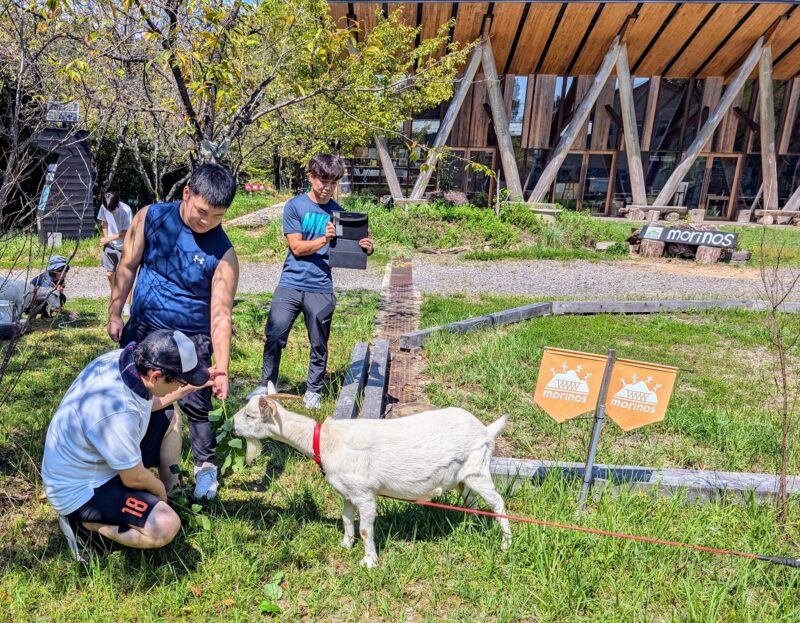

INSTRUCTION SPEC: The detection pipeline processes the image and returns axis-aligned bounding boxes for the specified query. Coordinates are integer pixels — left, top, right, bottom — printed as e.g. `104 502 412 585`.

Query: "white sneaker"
122 304 131 318
193 462 219 500
303 390 321 410
58 515 88 563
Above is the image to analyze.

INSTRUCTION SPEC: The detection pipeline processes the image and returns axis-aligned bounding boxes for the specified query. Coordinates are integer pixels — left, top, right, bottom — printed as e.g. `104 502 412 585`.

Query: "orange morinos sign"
534 348 609 422
604 358 678 431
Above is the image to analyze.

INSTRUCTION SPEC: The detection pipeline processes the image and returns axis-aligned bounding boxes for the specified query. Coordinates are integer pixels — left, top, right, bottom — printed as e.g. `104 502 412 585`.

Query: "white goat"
234 393 511 568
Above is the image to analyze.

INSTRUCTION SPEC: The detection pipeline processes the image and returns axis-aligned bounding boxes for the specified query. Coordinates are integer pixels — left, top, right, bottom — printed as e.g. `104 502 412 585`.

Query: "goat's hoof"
359 556 378 569
342 536 355 549
501 537 512 552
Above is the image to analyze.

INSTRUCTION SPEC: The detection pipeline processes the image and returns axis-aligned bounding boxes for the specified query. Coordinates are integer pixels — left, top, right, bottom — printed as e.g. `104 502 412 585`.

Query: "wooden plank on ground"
507 3 561 75
489 457 800 501
333 342 371 420
549 299 800 315
362 339 391 419
540 3 598 75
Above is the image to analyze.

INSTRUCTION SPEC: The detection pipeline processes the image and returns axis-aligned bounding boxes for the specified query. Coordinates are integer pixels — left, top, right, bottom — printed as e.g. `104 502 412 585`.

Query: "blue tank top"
132 202 232 334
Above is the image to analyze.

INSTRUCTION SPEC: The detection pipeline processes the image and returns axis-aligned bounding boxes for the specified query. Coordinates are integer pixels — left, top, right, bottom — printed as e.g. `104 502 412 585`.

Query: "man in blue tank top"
248 154 373 408
107 164 240 500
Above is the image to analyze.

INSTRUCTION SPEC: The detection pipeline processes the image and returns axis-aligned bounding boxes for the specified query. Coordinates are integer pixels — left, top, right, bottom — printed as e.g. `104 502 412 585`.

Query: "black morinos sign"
640 226 738 249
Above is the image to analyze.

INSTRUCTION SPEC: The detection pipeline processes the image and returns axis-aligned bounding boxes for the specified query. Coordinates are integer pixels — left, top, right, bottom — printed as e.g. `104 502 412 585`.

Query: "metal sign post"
577 348 616 513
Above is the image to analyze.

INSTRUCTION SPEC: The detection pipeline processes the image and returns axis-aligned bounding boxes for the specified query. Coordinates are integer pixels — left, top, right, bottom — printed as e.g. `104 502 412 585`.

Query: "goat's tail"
486 413 509 442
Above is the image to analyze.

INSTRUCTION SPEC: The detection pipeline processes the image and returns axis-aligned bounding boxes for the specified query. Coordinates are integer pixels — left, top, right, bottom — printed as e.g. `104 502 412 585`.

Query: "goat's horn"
265 393 304 400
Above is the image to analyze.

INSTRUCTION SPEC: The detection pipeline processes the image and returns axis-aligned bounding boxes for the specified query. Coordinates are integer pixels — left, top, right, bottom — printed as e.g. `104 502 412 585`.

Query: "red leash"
312 421 324 474
387 497 800 568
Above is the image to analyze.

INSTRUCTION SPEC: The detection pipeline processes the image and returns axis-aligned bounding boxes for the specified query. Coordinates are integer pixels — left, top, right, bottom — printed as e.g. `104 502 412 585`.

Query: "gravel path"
61 257 783 301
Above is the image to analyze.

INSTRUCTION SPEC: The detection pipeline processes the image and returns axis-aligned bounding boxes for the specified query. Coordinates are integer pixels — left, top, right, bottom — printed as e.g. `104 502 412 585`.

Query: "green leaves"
258 572 284 615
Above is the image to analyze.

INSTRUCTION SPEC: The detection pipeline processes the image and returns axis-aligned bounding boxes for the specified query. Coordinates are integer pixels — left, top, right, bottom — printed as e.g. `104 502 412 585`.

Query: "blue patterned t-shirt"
278 194 344 293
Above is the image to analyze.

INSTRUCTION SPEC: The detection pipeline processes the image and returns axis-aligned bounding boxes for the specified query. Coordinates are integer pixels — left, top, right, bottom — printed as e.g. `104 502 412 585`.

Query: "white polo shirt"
41 349 153 515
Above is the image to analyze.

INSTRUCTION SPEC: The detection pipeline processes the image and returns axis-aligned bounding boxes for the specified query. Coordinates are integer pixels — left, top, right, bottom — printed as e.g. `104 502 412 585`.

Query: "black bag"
329 211 369 270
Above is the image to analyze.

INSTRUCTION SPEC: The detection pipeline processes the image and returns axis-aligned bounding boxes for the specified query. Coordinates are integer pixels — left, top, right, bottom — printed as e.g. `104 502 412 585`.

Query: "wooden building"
331 1 800 219
34 128 95 240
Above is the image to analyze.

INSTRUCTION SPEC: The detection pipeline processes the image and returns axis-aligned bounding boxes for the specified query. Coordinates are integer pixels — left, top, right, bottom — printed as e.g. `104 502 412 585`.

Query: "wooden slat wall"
701 77 724 151
702 4 791 77
572 4 633 75
354 3 381 36
329 3 350 27
387 3 417 27
636 4 716 76
421 2 452 59
625 4 676 70
503 74 515 119
641 77 661 151
452 3 488 47
507 3 561 75
715 89 743 153
523 75 556 149
668 4 753 78
540 4 597 74
779 78 800 155
488 3 526 73
469 75 490 147
451 81 475 146
590 79 615 150
571 76 593 149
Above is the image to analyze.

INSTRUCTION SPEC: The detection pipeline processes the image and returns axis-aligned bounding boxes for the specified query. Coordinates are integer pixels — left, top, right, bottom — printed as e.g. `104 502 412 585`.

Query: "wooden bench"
621 205 688 215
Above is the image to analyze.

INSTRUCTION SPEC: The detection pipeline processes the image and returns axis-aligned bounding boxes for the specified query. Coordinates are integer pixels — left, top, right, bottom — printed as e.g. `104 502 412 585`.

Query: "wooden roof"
329 2 800 79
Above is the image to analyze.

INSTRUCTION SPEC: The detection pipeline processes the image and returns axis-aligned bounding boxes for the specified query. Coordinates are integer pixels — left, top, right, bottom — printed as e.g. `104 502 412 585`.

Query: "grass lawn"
1 293 800 621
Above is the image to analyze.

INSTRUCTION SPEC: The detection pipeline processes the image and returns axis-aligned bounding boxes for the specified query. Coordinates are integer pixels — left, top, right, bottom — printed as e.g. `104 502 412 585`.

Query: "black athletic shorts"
66 410 171 531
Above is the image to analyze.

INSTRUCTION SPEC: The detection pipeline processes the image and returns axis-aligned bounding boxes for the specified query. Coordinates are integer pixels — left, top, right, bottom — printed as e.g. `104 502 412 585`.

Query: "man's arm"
108 206 148 341
286 221 336 257
151 368 225 411
208 247 239 400
119 462 168 502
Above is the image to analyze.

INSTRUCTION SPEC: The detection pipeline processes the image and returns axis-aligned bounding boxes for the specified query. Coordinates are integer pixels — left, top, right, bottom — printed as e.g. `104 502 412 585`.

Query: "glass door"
703 156 739 219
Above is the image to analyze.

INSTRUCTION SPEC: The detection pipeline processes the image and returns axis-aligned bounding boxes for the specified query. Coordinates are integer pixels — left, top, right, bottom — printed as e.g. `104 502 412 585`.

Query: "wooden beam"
654 38 764 208
785 185 800 212
779 77 800 155
411 42 484 200
333 342 370 420
758 45 779 211
362 339 390 419
374 136 404 200
641 77 660 152
481 39 523 200
528 37 621 204
616 44 647 206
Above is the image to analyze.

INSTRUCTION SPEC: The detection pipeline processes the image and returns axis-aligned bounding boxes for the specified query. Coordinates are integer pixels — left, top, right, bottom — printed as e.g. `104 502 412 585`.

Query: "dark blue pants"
261 286 336 393
121 321 215 466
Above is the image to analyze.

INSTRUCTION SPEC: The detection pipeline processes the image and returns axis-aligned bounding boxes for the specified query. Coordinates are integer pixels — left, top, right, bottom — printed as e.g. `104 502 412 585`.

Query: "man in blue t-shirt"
248 154 373 409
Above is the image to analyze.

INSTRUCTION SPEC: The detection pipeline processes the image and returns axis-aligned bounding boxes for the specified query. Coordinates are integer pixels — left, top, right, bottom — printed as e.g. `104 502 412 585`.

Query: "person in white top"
97 192 133 316
42 329 221 561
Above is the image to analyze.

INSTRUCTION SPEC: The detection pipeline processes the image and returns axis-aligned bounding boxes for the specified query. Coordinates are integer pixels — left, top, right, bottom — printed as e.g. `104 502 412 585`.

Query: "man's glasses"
164 374 188 387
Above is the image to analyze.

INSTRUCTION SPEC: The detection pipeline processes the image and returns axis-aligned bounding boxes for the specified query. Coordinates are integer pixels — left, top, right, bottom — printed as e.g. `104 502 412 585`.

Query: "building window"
509 76 527 137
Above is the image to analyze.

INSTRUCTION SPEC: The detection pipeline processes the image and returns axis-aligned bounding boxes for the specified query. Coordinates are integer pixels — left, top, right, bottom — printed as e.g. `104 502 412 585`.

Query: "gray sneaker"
303 390 322 410
58 515 88 563
194 462 219 500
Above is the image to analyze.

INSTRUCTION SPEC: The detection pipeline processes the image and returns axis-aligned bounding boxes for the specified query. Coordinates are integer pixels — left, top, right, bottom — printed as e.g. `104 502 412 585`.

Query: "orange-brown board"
668 3 753 78
702 4 792 77
354 3 381 40
539 3 598 75
487 3 526 73
507 3 562 76
388 3 417 28
775 43 800 82
625 4 676 71
421 2 453 59
572 4 634 75
636 3 716 76
771 7 800 60
328 3 350 29
451 3 489 48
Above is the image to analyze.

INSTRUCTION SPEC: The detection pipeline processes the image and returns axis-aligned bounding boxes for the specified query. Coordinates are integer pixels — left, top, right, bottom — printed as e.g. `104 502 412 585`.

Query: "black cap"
138 330 209 387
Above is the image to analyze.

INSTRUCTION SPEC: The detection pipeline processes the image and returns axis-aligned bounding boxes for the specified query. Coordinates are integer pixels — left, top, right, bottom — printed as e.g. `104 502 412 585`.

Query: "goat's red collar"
313 421 324 473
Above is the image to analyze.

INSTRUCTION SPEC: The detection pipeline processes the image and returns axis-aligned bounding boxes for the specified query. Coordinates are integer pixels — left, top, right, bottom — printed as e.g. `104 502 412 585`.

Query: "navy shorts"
67 410 171 530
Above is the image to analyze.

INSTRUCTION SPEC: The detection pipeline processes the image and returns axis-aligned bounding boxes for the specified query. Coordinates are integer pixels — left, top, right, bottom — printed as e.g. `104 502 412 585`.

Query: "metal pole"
577 348 616 513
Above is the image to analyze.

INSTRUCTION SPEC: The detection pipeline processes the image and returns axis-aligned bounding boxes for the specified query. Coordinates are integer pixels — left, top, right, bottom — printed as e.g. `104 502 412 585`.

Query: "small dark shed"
34 128 95 240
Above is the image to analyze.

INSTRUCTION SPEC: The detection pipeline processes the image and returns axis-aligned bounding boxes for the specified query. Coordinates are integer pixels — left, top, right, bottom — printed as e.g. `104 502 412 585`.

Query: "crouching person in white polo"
42 329 219 561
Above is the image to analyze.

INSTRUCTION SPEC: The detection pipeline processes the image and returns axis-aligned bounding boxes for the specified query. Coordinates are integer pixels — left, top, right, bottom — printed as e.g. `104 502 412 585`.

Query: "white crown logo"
543 362 593 399
613 373 661 406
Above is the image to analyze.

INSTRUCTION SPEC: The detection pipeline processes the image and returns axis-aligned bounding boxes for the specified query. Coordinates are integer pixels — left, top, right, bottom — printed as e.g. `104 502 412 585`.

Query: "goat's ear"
258 395 274 417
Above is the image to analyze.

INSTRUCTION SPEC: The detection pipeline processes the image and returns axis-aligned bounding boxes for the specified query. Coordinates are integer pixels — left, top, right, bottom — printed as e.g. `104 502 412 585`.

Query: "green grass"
224 191 292 222
419 293 800 475
1 294 800 620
